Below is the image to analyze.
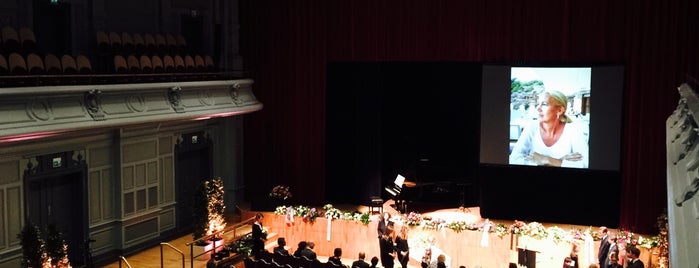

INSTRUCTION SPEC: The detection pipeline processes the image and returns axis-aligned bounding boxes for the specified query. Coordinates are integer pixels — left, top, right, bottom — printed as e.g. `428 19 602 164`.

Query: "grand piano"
384 159 473 213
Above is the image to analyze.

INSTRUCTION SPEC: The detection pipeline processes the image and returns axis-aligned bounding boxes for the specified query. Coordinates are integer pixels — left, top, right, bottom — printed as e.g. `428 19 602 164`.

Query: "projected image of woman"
509 90 588 168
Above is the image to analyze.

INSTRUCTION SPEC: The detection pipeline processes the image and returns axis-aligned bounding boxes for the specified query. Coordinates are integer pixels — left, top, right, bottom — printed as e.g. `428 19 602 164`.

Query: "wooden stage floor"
102 201 646 268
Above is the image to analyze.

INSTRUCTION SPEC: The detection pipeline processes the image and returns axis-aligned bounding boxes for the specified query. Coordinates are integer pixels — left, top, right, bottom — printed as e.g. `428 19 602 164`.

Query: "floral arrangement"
359 213 371 225
269 185 292 200
293 205 310 217
495 223 509 238
405 212 422 226
656 212 669 268
546 226 569 243
228 229 268 256
509 220 527 235
422 217 448 230
303 208 319 223
274 206 288 215
446 220 478 233
323 204 342 219
524 222 547 239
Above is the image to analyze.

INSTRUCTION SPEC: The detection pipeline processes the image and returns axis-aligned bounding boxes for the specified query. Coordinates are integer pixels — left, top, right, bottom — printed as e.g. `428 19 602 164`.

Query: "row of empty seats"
97 31 189 57
0 53 91 75
1 26 38 56
114 54 215 73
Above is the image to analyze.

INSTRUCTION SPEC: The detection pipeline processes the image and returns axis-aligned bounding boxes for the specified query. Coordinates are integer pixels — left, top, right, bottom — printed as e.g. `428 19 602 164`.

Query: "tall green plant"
44 223 67 266
18 219 44 268
192 177 226 243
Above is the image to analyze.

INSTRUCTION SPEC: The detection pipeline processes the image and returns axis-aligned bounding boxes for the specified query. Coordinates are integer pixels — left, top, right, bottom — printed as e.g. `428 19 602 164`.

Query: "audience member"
351 252 370 268
607 233 619 267
563 242 579 268
273 237 289 255
370 257 379 268
436 254 446 268
329 247 345 267
625 246 644 268
421 248 433 268
293 241 307 257
299 241 317 260
607 252 622 268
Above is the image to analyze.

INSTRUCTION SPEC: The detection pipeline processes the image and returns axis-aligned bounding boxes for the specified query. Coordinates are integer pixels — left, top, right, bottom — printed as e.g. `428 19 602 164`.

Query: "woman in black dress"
395 226 410 268
379 226 396 268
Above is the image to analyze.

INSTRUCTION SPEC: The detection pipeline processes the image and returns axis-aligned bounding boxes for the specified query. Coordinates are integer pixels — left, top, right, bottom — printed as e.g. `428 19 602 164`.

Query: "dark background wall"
240 0 699 234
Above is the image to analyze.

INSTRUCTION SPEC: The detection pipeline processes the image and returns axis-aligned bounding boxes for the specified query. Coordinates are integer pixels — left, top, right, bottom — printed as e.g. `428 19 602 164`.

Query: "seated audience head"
370 256 379 267
357 252 366 260
626 246 641 259
307 241 315 249
334 248 342 257
609 251 619 264
298 241 307 250
277 237 286 247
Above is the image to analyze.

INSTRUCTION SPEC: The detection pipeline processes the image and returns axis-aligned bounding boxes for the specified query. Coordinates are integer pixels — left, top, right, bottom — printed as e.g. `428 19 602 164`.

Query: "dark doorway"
24 152 87 266
181 14 203 54
33 0 72 55
175 132 212 236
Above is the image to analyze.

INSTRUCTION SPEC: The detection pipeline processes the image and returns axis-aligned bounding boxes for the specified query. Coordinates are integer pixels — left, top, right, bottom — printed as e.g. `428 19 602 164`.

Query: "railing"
160 242 185 268
118 256 133 268
183 215 256 268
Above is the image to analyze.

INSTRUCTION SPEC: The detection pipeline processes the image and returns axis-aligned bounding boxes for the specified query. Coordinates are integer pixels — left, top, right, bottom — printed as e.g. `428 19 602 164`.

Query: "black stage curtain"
240 0 699 234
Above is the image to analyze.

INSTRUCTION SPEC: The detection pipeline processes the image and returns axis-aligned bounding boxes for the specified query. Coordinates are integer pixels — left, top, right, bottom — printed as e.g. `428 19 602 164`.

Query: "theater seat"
163 55 175 73
26 53 45 74
194 55 206 72
173 55 185 72
151 55 164 73
140 55 152 73
61 54 78 74
44 53 62 74
127 55 140 73
133 33 145 54
9 52 27 75
2 26 20 54
76 55 93 74
19 27 37 55
184 55 195 72
114 55 127 73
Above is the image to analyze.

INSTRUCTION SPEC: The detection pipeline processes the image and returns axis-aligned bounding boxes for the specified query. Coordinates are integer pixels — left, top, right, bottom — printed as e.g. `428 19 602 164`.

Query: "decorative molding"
168 86 184 113
0 79 261 142
85 90 105 120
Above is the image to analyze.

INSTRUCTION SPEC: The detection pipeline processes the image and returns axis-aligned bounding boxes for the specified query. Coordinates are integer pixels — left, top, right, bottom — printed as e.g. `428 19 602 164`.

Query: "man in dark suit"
598 226 610 268
626 246 645 268
299 241 317 260
352 252 370 268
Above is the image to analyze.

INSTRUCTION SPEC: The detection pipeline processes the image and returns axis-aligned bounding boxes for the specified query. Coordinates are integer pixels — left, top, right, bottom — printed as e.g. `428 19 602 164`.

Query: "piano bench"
370 197 384 214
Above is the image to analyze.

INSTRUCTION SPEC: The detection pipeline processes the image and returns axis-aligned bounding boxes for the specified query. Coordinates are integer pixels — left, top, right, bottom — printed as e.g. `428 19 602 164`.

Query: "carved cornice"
0 79 262 142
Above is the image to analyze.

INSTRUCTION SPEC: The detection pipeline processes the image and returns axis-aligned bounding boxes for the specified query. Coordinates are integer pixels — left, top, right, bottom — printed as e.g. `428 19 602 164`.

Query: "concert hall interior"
0 0 697 268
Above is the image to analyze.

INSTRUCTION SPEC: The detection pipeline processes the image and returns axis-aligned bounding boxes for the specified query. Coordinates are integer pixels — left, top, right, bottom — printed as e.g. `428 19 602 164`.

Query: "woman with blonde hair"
395 225 410 268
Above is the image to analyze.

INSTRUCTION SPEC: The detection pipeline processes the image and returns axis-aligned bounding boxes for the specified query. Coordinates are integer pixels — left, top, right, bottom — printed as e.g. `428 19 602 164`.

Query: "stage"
244 200 660 268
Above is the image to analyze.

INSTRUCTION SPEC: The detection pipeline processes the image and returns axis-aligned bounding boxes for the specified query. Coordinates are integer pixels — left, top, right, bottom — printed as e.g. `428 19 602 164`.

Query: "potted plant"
18 219 44 268
192 177 226 260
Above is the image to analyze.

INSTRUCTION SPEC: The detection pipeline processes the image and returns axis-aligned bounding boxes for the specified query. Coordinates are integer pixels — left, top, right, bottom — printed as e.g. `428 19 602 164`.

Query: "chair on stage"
369 196 383 215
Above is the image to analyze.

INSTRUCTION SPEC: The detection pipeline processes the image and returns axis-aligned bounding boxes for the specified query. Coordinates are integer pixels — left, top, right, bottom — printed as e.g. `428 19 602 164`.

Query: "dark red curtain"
241 0 699 233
